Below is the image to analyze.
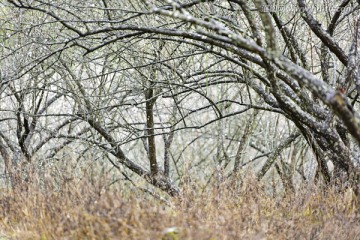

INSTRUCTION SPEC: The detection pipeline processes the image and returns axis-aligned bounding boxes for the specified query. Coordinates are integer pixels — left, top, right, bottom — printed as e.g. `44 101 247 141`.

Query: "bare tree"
2 0 360 197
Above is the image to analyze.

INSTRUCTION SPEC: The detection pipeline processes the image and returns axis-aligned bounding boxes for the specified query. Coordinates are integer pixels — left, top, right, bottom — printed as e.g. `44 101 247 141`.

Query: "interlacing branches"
1 0 360 197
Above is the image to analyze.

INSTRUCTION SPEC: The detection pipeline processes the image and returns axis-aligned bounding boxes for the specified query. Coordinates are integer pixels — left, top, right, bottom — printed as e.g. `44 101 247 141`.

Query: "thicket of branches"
1 0 360 198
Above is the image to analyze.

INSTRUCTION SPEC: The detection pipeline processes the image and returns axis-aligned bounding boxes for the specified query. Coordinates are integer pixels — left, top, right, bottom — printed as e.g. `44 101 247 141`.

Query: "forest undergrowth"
0 170 359 240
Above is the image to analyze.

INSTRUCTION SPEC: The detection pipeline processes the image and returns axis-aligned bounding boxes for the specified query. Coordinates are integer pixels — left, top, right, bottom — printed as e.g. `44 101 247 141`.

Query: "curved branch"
297 0 348 65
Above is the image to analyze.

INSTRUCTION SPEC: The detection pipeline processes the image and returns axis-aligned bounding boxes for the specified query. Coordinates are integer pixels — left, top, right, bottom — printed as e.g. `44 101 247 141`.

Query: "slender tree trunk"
145 88 158 174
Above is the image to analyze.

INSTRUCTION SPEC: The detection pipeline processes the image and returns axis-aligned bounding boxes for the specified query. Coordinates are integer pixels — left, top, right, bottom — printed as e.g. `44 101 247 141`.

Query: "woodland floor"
0 174 359 240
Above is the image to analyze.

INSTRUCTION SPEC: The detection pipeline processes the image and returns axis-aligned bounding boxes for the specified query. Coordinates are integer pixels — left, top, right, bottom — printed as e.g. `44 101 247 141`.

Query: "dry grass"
0 173 359 240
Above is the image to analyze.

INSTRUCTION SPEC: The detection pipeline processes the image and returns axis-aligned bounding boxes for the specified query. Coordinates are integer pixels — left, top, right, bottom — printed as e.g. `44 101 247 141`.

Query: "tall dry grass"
0 171 359 240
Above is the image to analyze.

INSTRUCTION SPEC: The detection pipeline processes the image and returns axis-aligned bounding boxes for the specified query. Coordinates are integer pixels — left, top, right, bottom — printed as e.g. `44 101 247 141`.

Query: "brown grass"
0 173 359 240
